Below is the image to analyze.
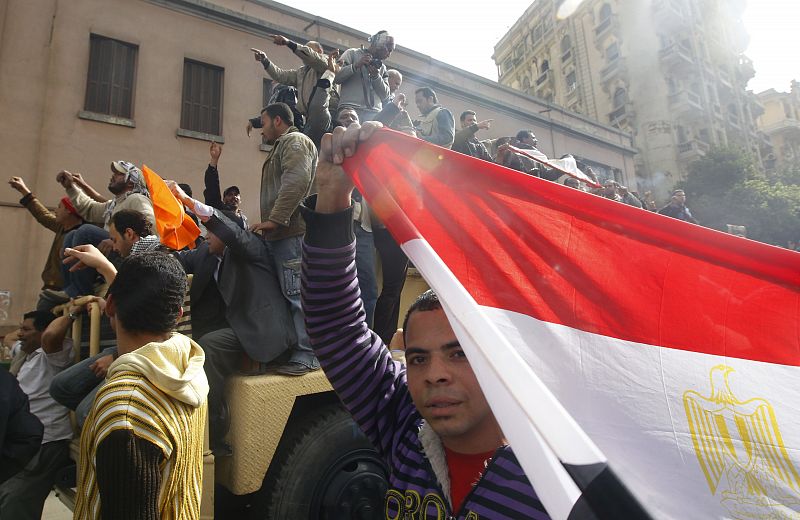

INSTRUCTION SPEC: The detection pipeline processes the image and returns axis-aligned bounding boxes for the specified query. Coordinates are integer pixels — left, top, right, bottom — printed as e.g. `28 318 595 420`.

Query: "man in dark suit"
170 183 299 452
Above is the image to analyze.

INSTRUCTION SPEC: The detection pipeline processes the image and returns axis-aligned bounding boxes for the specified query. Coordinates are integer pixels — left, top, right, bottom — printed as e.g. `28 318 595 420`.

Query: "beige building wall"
0 0 635 325
493 0 770 200
757 81 800 171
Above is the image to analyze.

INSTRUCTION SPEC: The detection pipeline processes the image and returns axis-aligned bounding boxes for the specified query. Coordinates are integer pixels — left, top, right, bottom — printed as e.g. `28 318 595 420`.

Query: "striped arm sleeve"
301 201 419 459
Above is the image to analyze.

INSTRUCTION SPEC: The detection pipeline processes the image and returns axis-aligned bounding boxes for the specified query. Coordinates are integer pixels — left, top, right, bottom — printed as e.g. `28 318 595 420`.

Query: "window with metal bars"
84 34 138 118
180 59 224 135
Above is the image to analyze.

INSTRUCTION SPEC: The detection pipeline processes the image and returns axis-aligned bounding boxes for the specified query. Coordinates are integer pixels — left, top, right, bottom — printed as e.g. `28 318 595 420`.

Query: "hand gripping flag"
342 129 800 520
141 165 200 250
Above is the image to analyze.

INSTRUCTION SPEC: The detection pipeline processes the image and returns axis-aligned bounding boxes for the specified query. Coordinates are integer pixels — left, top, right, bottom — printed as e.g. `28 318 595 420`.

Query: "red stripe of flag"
344 129 800 367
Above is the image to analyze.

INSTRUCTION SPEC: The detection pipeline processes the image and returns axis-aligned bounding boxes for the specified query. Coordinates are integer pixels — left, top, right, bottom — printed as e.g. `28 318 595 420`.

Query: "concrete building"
493 0 770 199
0 0 636 324
757 81 800 172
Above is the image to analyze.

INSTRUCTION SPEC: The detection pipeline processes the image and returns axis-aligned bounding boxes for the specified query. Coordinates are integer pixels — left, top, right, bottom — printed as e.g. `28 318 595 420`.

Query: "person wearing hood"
64 246 208 520
54 161 156 299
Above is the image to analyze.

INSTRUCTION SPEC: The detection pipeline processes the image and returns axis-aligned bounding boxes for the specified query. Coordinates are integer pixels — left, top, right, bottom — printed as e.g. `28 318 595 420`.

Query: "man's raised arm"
300 124 418 458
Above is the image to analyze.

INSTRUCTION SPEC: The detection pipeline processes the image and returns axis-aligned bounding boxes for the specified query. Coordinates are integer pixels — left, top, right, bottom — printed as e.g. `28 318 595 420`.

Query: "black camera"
370 58 383 68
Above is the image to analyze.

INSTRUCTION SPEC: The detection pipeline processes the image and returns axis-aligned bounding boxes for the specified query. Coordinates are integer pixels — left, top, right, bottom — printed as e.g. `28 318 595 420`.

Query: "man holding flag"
301 123 549 519
306 114 800 519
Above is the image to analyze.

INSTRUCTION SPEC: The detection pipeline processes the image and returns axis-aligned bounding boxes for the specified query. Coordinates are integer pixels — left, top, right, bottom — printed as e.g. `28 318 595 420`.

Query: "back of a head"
107 252 187 334
264 102 295 127
178 183 193 198
516 130 533 141
111 209 153 238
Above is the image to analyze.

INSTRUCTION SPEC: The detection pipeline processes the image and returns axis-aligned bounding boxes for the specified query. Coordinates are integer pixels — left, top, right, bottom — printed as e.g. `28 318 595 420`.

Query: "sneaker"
275 362 320 377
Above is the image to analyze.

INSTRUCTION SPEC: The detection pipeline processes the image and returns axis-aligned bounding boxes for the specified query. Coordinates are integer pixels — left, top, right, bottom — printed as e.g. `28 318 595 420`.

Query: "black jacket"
175 210 296 362
0 370 43 484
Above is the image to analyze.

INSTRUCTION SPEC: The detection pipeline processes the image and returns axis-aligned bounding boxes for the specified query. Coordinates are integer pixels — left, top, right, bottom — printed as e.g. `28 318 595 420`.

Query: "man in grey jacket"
253 34 335 147
334 31 394 122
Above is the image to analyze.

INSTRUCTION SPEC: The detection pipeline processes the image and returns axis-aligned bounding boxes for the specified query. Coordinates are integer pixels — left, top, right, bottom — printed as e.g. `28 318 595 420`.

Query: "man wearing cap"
55 161 155 298
8 176 84 309
204 142 248 227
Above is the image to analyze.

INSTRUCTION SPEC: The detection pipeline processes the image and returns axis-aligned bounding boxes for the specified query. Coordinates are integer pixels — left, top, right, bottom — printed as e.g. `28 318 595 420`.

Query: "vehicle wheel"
258 404 388 519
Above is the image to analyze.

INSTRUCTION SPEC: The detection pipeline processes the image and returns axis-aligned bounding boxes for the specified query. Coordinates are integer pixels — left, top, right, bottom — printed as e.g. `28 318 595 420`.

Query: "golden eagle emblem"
683 365 800 518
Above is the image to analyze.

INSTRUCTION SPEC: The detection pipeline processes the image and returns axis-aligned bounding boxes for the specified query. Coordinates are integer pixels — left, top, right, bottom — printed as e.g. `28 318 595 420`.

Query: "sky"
277 0 798 94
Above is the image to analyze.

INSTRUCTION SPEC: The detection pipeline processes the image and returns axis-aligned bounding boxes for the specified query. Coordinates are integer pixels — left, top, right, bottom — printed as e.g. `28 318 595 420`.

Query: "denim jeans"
354 223 378 328
49 346 117 430
266 235 317 368
61 224 109 298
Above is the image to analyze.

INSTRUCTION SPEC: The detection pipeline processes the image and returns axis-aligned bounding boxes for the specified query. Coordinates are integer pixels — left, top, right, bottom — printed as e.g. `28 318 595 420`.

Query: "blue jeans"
266 235 317 368
62 224 109 297
354 224 377 328
49 346 117 430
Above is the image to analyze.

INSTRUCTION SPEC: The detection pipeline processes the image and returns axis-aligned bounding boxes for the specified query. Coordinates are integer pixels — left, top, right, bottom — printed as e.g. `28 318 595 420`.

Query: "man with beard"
56 161 155 298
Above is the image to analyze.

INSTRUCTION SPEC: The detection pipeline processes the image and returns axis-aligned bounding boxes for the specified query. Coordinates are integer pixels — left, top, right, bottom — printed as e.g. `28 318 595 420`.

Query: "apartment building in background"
493 0 771 198
757 80 800 172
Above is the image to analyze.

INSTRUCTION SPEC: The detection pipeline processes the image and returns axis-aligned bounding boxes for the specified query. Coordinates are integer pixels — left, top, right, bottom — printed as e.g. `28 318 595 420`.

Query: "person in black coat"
0 370 43 485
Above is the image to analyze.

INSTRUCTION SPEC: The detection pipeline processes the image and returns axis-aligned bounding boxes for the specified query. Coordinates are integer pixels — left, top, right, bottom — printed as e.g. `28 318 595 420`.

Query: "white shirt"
17 339 75 443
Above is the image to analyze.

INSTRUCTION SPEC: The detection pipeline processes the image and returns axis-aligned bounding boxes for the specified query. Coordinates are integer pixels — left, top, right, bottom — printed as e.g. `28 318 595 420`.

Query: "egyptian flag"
342 129 800 519
141 165 200 250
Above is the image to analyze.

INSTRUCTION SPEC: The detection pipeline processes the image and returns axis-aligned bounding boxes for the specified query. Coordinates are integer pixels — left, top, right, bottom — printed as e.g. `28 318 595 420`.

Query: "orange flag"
141 165 200 250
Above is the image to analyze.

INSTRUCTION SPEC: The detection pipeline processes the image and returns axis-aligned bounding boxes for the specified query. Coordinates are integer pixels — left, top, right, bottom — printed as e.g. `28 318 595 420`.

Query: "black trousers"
0 439 71 520
373 228 409 343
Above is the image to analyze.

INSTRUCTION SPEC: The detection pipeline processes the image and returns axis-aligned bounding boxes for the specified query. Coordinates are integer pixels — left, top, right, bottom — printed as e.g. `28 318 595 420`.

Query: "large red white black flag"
343 129 800 520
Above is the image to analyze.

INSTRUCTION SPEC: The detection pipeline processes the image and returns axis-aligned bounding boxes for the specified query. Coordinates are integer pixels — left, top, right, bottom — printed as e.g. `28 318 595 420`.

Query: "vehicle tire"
257 403 388 519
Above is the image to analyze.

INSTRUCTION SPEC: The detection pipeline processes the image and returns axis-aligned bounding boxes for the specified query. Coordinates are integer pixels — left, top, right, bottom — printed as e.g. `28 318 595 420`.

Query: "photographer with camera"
334 30 394 122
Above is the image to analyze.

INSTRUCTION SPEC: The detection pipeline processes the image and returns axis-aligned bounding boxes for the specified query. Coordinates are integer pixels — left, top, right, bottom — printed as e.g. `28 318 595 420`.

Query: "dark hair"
672 189 685 195
460 110 476 123
415 87 437 103
223 186 240 197
401 290 442 343
264 102 294 127
516 130 535 140
110 209 153 238
106 252 187 334
178 183 193 198
23 310 56 332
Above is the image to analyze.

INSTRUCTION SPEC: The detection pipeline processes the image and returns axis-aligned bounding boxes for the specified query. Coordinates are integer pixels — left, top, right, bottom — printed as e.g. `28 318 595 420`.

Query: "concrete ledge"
78 110 135 128
176 128 224 143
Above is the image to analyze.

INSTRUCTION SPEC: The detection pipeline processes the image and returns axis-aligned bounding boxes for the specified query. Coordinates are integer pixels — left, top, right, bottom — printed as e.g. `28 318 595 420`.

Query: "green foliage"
684 147 800 247
683 147 757 199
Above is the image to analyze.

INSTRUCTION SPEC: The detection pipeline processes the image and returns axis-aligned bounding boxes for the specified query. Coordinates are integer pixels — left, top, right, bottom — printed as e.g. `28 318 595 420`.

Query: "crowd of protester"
0 29 706 520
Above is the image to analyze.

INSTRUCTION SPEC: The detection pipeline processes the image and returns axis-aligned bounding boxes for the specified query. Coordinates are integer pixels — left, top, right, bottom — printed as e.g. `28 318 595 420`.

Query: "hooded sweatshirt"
74 333 208 520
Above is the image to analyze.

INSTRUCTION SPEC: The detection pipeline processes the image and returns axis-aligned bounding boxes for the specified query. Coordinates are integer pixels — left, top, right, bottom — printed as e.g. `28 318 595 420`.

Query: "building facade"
0 0 637 324
757 81 800 172
493 0 770 198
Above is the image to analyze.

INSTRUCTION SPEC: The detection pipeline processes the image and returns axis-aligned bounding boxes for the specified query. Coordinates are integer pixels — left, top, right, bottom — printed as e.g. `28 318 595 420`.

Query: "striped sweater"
301 204 550 519
74 334 208 520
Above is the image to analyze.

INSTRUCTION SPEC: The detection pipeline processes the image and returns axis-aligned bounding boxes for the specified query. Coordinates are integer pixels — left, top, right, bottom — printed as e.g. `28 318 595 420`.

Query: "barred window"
180 59 224 135
84 34 138 118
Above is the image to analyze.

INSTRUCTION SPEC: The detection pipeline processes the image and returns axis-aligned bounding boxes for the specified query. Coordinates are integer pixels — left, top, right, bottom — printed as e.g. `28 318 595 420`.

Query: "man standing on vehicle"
335 31 394 122
250 102 318 375
300 123 550 518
